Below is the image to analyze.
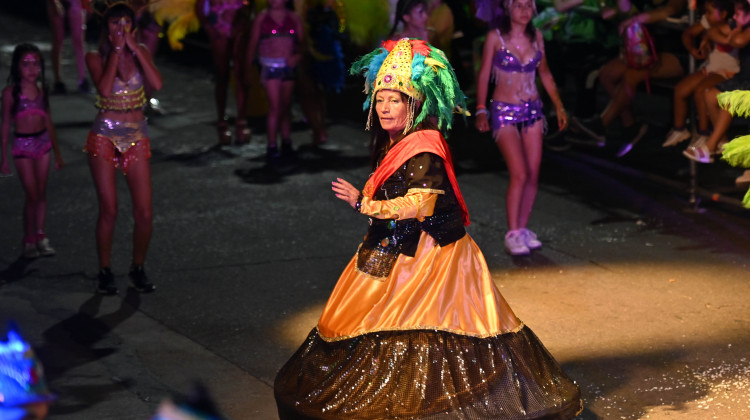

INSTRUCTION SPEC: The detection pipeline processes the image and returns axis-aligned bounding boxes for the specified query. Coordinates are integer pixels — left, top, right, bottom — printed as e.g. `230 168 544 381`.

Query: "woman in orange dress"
273 38 582 419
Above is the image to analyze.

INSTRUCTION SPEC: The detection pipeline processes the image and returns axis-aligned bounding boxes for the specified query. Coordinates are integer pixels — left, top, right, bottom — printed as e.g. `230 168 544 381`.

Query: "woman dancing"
85 1 162 294
274 38 581 419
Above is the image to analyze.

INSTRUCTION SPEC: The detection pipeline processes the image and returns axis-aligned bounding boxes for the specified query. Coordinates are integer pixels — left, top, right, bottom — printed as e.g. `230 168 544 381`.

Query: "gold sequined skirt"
275 232 582 419
274 327 582 419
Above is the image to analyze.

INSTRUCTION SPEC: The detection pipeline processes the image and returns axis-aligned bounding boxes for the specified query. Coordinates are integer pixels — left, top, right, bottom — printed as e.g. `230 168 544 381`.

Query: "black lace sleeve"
404 152 447 193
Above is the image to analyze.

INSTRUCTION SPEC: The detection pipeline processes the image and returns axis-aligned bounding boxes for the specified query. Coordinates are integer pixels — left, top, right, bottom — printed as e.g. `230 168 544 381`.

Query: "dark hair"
6 43 48 116
708 0 734 15
368 90 435 169
98 3 136 56
498 0 536 42
387 0 428 39
735 0 750 14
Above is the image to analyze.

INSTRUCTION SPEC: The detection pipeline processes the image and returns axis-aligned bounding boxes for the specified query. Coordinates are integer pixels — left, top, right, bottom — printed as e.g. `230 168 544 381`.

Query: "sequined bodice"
492 32 541 73
15 91 46 118
96 72 147 112
491 30 541 103
112 72 144 93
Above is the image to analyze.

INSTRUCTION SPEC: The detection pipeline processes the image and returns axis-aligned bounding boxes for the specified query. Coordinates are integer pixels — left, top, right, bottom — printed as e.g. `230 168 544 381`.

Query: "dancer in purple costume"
475 0 567 256
1 44 65 259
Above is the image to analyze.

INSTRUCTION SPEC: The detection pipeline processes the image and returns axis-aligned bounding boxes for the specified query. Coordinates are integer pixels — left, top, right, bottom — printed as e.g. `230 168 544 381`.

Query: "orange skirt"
318 232 522 341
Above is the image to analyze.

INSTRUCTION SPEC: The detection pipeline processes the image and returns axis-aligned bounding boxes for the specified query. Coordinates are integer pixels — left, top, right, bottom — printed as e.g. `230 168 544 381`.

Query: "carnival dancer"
1 43 65 259
195 0 254 145
474 0 567 256
85 0 161 295
247 0 304 161
273 38 582 419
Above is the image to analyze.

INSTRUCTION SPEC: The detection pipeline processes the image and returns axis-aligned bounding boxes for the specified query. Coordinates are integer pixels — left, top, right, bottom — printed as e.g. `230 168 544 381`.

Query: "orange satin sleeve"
359 190 441 221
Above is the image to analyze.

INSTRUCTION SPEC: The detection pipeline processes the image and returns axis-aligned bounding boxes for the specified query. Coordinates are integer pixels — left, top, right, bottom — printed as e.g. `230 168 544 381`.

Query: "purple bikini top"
15 91 46 119
492 30 541 73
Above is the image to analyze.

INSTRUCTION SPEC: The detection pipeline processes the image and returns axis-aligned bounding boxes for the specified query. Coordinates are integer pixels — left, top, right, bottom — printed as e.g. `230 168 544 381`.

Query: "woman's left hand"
556 107 568 131
54 156 64 171
124 27 139 56
332 177 360 209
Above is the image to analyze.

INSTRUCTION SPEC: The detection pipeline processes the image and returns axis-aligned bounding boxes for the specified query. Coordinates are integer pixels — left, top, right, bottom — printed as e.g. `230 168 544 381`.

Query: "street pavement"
2 8 750 420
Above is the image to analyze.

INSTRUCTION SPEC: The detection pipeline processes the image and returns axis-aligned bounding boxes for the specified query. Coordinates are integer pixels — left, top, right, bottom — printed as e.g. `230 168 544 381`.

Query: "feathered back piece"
149 0 200 51
718 90 750 207
349 38 466 133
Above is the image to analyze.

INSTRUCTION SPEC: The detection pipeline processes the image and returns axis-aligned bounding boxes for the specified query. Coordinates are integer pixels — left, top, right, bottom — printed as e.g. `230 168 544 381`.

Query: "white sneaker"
662 128 691 147
37 237 56 256
23 242 39 259
504 230 530 256
521 228 542 250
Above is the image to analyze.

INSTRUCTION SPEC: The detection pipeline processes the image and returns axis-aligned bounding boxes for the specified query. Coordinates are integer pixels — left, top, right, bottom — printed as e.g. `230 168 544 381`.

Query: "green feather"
721 134 750 168
718 90 750 118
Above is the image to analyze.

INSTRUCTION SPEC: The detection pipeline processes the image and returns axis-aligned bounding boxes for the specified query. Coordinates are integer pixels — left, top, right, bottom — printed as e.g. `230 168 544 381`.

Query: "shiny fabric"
490 98 544 131
95 72 147 112
363 130 470 226
490 30 540 106
275 326 582 419
319 232 520 340
259 57 296 82
89 117 148 153
14 92 46 120
12 130 51 159
84 133 151 174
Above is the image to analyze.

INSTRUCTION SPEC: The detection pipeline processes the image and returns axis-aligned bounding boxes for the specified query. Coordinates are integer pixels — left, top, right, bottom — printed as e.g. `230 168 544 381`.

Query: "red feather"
410 39 432 57
382 39 398 52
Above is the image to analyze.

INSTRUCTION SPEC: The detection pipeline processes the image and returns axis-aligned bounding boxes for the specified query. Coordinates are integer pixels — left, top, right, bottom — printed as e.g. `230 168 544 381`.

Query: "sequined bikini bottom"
12 129 52 159
490 98 544 131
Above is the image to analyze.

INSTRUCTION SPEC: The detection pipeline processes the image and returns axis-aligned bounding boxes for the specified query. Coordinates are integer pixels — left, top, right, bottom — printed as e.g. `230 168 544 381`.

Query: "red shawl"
362 130 470 226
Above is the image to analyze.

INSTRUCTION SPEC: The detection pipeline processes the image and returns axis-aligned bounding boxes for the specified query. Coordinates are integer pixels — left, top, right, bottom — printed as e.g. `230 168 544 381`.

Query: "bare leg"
598 57 634 125
208 34 232 122
14 156 46 241
124 159 152 266
88 155 118 268
694 73 726 133
231 31 251 142
67 0 87 85
704 87 731 153
46 0 65 86
264 78 282 147
494 126 526 231
279 80 295 141
517 121 544 229
672 72 705 128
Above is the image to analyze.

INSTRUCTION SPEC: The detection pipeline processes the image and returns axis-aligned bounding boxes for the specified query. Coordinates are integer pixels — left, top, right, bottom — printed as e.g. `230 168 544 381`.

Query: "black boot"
129 265 156 293
96 267 118 295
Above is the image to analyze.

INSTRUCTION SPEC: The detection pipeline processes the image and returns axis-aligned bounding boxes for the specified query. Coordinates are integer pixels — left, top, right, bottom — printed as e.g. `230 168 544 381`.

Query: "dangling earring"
403 97 415 134
366 97 374 131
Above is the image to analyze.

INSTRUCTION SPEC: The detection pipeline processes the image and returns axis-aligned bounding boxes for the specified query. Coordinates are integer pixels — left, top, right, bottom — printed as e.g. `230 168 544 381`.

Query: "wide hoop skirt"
275 233 582 419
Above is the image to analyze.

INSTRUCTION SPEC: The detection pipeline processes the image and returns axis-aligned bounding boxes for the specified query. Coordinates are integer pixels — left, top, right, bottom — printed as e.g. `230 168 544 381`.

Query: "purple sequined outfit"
12 91 51 159
490 98 544 131
490 29 545 132
12 129 52 159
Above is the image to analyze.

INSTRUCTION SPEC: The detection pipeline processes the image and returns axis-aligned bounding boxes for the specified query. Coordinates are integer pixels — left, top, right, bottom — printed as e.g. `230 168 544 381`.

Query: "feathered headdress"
0 324 56 408
349 38 466 133
718 90 750 207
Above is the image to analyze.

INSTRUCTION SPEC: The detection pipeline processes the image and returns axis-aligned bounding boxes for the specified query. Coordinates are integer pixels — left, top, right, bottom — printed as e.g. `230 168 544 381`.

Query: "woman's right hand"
109 26 126 55
475 112 490 133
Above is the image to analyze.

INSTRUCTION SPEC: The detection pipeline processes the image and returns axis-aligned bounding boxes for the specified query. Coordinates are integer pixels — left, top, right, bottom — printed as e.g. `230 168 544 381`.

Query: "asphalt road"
2 8 750 420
